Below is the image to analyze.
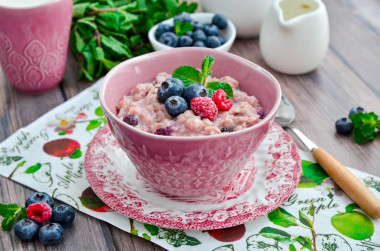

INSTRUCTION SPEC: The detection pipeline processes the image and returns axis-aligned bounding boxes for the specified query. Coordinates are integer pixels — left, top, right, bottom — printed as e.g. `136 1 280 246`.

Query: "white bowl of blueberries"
148 12 236 51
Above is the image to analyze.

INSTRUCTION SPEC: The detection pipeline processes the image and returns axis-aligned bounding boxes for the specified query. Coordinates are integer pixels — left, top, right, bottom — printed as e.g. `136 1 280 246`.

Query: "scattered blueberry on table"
155 12 229 49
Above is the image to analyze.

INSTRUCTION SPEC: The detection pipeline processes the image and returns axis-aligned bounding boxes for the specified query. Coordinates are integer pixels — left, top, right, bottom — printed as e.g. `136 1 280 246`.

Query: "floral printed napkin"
1 79 380 251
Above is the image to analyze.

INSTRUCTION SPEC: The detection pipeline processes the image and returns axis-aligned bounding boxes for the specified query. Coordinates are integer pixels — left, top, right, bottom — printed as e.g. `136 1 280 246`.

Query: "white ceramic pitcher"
259 0 329 74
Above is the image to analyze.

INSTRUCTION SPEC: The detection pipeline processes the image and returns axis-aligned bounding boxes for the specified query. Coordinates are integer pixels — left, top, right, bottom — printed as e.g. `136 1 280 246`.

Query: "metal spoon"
275 95 380 219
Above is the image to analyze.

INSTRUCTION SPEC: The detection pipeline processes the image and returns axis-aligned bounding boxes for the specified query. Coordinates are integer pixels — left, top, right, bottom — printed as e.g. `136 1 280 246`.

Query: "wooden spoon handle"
313 148 380 219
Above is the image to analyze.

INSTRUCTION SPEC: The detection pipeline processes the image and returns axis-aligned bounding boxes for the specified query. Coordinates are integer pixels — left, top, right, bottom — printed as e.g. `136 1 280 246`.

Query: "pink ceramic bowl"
99 47 281 197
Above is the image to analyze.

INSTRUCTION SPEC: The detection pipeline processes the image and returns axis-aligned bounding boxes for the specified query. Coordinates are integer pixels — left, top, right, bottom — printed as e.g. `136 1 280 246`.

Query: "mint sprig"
172 56 233 98
350 112 380 144
174 20 193 37
70 0 198 81
0 203 26 231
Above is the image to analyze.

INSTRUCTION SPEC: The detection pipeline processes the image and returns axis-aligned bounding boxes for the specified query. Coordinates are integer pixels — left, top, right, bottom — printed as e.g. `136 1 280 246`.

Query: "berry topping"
335 118 353 135
191 21 204 30
220 127 233 133
27 203 52 223
165 96 188 117
155 24 173 39
218 35 226 45
349 106 367 117
212 89 233 111
206 35 222 48
157 78 185 103
39 223 64 246
14 219 40 241
257 109 265 119
183 83 209 105
203 24 219 36
154 126 173 136
159 32 178 47
191 97 218 120
179 35 193 47
173 12 192 24
123 115 138 127
25 192 54 208
52 205 75 228
212 14 228 29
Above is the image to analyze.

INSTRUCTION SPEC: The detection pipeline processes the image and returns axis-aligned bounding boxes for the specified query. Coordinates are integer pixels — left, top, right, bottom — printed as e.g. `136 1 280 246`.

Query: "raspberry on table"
212 89 233 111
191 97 218 120
27 203 52 223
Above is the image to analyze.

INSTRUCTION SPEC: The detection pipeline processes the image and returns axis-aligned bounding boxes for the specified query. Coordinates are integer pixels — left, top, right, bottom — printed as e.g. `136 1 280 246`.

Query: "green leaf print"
301 160 329 185
94 106 104 117
345 203 360 213
299 210 313 228
259 227 291 242
24 163 42 174
69 149 82 159
185 236 201 246
131 230 138 236
0 156 22 166
289 243 297 251
86 119 102 131
144 224 159 236
79 195 106 209
142 233 151 240
268 208 298 227
294 236 312 250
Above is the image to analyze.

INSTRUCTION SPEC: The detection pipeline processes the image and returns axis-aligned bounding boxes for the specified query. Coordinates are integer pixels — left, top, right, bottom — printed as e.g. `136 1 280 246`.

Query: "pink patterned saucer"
84 123 302 230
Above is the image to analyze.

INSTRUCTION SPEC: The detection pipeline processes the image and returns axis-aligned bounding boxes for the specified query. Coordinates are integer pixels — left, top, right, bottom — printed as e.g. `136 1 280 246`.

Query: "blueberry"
52 205 75 228
174 12 192 24
157 78 185 103
179 35 193 47
349 106 367 118
193 41 206 47
39 223 64 246
123 115 138 127
14 219 39 241
186 31 193 37
218 35 226 45
165 96 188 117
212 14 228 29
154 126 173 136
158 32 178 47
183 83 209 105
203 24 219 36
335 118 353 135
25 192 54 208
193 29 207 42
155 24 173 40
191 21 204 30
220 127 233 133
206 36 222 48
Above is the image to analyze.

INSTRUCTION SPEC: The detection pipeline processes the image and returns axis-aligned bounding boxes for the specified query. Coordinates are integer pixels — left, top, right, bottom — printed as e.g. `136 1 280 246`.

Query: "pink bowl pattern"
99 47 281 197
84 123 302 230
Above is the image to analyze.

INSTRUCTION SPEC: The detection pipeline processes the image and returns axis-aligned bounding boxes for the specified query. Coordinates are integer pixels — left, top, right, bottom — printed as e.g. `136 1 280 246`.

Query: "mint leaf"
174 20 193 37
24 163 42 174
18 208 27 221
172 66 202 87
200 56 214 85
0 204 20 217
350 112 379 144
2 216 16 231
0 204 22 231
206 82 233 99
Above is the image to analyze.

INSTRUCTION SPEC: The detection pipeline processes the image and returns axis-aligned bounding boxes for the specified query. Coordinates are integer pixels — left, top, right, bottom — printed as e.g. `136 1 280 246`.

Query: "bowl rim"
148 12 236 51
99 47 282 141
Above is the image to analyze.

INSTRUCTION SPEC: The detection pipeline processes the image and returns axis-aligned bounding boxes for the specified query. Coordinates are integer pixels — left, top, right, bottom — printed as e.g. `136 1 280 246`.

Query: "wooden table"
1 0 380 250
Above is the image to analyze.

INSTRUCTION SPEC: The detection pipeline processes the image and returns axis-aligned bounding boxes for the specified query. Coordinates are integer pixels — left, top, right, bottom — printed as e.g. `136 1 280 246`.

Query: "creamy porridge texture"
117 72 265 136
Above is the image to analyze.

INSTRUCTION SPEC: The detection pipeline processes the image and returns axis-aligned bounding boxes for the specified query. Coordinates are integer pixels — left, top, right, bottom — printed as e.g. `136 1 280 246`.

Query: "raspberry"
190 97 218 120
27 203 52 223
212 89 233 111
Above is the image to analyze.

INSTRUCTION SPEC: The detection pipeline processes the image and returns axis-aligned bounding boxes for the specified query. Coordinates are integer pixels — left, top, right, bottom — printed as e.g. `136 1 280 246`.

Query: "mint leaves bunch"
0 203 26 231
172 56 233 99
350 112 380 144
70 0 198 81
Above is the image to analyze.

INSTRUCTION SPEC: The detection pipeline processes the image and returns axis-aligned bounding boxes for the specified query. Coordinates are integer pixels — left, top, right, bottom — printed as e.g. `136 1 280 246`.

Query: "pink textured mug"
0 0 72 94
